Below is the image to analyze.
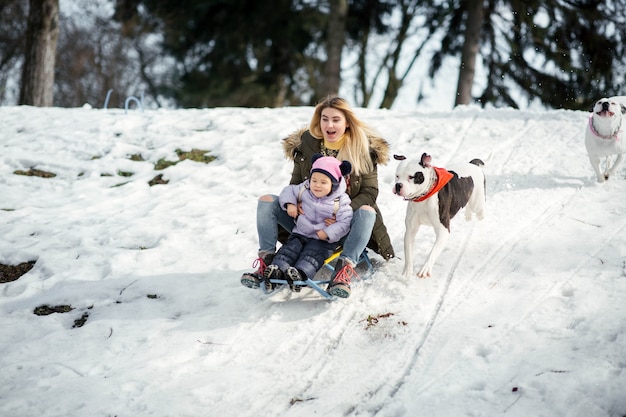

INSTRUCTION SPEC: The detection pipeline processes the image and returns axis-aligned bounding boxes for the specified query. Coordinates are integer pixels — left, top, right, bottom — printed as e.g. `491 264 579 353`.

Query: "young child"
262 154 352 290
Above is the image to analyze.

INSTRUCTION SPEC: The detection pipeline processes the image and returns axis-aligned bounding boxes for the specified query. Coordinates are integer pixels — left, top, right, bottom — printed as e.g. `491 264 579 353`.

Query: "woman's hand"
324 217 336 226
316 230 329 241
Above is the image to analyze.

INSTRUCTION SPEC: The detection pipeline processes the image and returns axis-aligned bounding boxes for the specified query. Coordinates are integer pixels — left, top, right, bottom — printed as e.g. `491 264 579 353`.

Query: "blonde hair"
309 95 376 176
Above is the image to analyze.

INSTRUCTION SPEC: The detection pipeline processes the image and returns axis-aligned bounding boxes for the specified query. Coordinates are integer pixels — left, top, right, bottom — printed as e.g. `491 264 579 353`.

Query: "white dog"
393 153 485 278
585 96 626 182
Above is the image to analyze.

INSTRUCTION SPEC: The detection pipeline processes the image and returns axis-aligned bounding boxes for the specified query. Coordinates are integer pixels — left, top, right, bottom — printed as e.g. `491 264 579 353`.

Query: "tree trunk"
322 0 347 96
19 0 59 106
455 0 483 106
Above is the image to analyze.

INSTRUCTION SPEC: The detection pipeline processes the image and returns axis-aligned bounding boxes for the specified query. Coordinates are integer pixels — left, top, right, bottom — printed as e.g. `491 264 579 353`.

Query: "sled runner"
260 248 373 300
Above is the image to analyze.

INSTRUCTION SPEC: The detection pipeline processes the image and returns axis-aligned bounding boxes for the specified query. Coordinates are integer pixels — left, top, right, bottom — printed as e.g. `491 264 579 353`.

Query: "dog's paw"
417 266 432 278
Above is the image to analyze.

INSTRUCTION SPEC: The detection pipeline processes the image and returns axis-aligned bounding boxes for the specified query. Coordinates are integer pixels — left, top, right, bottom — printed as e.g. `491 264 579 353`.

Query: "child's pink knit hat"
311 153 352 191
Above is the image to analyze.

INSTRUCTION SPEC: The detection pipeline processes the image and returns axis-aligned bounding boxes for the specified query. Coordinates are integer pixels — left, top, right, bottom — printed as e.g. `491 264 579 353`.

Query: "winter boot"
285 267 304 292
327 258 357 298
240 252 274 289
263 264 284 290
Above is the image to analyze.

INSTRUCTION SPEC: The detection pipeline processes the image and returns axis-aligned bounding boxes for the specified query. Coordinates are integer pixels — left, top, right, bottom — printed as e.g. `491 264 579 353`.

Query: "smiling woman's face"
320 107 348 143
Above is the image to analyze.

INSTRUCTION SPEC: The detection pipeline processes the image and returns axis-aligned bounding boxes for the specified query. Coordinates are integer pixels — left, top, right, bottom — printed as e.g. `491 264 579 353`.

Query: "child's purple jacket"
279 178 352 244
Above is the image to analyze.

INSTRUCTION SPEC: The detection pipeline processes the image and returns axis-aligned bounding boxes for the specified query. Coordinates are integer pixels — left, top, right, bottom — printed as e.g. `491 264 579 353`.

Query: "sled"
260 248 373 300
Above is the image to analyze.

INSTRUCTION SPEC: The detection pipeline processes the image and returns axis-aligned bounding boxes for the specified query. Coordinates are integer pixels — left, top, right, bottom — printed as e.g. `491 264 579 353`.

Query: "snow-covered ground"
0 104 624 417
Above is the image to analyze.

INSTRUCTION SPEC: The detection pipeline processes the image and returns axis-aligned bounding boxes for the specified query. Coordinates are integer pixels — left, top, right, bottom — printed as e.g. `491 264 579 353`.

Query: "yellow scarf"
323 134 346 151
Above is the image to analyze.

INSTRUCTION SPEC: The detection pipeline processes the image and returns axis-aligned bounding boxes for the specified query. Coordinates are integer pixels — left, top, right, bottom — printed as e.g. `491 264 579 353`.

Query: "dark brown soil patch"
149 174 169 186
34 304 74 316
0 261 36 283
14 168 56 178
73 312 89 328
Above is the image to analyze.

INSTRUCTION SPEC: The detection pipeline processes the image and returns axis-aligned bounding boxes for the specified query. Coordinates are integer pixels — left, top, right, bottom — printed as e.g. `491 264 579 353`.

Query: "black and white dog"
393 153 485 278
585 96 626 182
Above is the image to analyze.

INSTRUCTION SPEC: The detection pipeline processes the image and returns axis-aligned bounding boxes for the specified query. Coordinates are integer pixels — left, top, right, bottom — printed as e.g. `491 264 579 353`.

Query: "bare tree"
322 0 348 96
54 10 158 109
346 0 433 109
455 0 483 106
377 0 422 109
19 0 59 106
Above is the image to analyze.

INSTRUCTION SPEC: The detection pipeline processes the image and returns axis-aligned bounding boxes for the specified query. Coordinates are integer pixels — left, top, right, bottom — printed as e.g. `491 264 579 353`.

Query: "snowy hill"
0 104 625 417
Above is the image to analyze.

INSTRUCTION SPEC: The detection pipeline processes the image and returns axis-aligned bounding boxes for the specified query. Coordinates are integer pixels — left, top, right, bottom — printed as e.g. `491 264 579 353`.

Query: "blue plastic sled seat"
260 247 373 300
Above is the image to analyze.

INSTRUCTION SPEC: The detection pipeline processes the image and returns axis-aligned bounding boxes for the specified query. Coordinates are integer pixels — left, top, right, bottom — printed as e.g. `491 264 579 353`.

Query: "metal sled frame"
260 248 373 300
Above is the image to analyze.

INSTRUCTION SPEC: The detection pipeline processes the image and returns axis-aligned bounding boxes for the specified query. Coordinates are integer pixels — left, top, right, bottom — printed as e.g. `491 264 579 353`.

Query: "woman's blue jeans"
256 195 375 265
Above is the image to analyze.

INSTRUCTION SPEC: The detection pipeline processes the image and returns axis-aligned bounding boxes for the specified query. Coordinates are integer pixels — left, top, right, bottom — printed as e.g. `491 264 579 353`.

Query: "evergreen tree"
115 0 325 107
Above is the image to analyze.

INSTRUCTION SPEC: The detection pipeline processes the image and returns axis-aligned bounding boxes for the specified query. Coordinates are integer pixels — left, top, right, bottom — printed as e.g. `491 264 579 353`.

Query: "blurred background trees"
1 0 625 110
0 0 28 104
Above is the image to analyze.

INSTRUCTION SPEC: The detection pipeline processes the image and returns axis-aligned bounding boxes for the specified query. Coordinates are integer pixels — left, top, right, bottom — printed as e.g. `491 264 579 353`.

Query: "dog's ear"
393 154 406 161
419 153 432 168
412 172 425 184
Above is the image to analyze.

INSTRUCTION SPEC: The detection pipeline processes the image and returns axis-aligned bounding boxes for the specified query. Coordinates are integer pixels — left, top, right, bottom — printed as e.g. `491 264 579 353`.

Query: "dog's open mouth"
596 110 615 117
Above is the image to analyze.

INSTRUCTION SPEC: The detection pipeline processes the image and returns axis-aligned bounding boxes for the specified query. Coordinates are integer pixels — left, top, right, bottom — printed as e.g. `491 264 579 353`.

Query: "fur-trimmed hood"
282 127 391 165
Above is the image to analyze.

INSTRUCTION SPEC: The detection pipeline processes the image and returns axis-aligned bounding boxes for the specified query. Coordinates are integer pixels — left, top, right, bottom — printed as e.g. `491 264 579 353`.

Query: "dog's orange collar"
589 116 622 140
412 167 454 202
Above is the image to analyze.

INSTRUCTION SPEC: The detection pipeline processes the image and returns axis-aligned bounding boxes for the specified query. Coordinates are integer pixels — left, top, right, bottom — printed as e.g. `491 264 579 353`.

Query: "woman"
241 95 394 298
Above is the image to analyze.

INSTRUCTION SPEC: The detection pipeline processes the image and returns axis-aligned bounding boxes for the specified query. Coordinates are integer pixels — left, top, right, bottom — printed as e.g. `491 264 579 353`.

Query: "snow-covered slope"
0 105 624 417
